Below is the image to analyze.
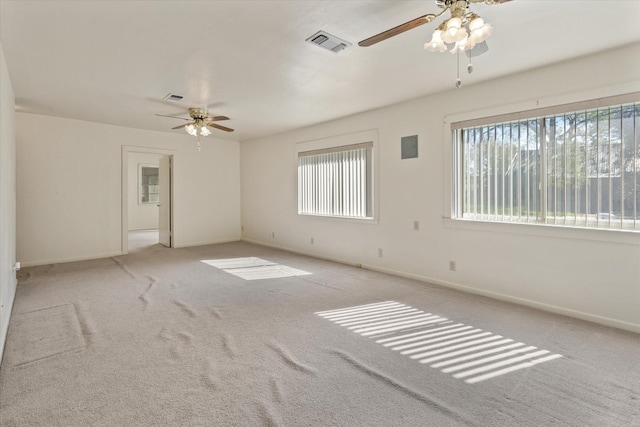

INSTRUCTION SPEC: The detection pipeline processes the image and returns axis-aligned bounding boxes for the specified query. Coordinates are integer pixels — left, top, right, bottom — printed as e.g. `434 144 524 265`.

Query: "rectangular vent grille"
306 31 351 53
163 93 184 102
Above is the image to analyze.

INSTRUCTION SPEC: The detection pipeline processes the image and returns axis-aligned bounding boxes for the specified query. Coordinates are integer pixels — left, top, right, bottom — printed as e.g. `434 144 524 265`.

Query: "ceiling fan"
358 0 511 48
156 107 234 135
359 0 511 87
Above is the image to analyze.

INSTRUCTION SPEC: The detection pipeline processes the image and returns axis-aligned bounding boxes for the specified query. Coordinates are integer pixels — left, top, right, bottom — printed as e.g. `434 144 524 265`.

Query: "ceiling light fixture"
184 118 212 150
424 0 494 88
425 11 492 54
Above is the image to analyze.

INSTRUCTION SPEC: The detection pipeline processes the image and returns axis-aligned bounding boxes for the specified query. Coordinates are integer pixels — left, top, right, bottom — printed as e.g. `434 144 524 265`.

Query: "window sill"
298 213 378 224
443 217 639 246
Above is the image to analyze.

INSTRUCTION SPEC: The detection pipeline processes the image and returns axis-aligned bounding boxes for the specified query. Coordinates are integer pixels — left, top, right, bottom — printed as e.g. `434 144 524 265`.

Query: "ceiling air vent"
163 93 184 102
306 31 351 53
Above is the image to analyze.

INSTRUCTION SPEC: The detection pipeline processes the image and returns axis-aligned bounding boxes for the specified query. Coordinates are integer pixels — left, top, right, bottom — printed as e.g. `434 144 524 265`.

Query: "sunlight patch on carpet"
202 257 311 281
7 304 86 367
316 301 562 384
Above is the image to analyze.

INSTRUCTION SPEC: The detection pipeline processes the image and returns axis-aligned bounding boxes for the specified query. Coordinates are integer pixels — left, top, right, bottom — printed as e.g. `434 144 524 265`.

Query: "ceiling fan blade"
208 123 234 133
156 113 190 121
358 14 436 47
205 116 230 122
172 123 192 130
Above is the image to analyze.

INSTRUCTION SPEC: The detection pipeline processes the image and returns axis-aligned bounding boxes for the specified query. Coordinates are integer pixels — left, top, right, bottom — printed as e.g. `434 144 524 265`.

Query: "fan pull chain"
456 50 462 89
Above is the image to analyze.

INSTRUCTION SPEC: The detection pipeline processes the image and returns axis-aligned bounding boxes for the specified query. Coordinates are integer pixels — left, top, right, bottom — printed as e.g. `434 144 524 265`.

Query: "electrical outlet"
413 220 420 231
449 261 456 272
241 226 244 232
378 248 383 257
270 232 275 238
310 237 314 244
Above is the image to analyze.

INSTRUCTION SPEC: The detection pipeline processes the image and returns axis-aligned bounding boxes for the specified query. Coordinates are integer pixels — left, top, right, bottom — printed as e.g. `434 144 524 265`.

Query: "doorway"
122 147 175 254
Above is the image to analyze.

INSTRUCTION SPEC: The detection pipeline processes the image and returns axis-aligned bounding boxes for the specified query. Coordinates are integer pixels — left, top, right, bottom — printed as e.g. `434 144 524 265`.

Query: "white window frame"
443 88 640 245
295 129 379 222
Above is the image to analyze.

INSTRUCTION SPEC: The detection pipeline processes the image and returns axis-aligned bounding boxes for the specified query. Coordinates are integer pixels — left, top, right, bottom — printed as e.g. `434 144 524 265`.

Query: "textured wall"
240 43 640 332
16 115 241 265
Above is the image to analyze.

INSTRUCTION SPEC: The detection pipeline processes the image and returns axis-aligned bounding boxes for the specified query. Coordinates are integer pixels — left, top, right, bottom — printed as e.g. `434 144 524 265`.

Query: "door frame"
121 146 176 254
158 154 172 248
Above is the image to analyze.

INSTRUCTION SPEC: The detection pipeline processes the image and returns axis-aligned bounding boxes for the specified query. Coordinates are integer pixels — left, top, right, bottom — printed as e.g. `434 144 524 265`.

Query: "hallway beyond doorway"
127 229 159 252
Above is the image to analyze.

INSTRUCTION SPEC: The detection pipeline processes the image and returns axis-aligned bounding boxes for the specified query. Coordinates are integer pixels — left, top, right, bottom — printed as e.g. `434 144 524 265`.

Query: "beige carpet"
0 239 639 426
6 304 85 367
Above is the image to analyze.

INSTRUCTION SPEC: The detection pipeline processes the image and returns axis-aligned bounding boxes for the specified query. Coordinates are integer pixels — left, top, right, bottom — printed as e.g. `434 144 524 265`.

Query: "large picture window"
452 94 640 231
298 142 373 219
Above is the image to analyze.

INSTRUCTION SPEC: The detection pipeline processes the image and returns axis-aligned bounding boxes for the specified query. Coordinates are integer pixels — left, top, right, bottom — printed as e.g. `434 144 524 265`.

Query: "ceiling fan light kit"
424 1 496 87
157 107 233 151
360 0 510 88
427 5 494 54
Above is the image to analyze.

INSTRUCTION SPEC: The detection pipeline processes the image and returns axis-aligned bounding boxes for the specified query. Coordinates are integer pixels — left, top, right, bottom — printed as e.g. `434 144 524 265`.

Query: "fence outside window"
452 94 640 231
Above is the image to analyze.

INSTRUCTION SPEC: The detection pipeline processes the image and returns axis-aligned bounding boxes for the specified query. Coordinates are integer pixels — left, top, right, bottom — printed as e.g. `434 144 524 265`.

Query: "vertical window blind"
298 142 373 219
453 96 639 231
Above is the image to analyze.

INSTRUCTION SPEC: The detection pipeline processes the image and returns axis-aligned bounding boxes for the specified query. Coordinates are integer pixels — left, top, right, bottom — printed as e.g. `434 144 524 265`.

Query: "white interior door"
158 155 172 247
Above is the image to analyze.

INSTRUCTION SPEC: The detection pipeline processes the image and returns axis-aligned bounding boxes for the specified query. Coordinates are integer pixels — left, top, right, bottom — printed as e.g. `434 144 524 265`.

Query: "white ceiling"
1 0 639 141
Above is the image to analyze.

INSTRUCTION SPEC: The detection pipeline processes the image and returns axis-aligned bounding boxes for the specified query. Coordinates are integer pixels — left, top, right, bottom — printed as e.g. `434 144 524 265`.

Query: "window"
452 94 640 231
298 142 373 219
139 165 159 204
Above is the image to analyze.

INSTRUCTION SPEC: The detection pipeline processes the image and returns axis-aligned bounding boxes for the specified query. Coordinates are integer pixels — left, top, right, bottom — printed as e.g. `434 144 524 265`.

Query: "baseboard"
173 238 241 249
241 238 640 334
241 238 364 268
361 264 640 334
21 239 243 267
20 251 126 268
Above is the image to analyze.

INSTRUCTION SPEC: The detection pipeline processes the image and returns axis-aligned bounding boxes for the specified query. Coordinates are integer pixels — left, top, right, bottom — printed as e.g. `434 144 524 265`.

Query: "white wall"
241 43 640 333
17 114 241 266
127 152 160 231
0 43 17 364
